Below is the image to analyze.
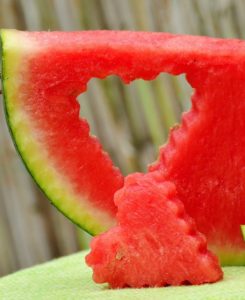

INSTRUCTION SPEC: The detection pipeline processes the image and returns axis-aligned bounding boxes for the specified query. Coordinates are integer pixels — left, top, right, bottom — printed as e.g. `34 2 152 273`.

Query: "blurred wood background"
0 0 244 276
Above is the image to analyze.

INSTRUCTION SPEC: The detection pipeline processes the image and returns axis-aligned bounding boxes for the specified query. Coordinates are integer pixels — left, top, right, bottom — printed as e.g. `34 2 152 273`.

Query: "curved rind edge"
0 29 115 236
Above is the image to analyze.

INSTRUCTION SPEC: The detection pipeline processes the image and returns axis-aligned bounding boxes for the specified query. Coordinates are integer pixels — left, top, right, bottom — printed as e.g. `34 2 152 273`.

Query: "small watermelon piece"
86 173 223 288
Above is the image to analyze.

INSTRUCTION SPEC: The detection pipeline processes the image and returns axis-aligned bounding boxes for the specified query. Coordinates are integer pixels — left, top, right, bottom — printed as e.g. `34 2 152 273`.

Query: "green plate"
0 251 245 300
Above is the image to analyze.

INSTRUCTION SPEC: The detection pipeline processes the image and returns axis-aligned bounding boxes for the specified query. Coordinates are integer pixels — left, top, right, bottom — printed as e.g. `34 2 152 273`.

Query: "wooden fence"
0 0 244 276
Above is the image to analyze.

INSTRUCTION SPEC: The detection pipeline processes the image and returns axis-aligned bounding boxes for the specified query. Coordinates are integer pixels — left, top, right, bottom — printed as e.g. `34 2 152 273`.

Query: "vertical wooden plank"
53 0 81 30
19 0 41 30
234 0 245 39
0 97 53 273
0 182 18 276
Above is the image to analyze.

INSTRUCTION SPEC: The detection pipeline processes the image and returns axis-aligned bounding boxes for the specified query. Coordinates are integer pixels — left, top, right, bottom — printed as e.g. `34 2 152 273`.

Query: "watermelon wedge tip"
86 172 223 288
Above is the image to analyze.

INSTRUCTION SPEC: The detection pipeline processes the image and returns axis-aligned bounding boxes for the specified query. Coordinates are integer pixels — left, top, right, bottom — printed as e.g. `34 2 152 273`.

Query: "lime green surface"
0 251 245 300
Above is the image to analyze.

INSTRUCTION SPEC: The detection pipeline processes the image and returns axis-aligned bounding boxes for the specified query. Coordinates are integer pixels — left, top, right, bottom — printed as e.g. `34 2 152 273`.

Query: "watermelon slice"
1 30 245 264
86 172 223 288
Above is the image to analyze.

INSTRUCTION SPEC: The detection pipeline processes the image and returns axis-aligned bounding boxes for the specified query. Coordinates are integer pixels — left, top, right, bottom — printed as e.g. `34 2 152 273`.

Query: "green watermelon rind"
214 248 245 266
0 32 88 235
241 225 245 241
0 30 115 236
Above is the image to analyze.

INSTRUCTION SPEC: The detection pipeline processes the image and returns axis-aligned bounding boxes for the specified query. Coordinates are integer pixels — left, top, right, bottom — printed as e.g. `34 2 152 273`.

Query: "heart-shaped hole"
78 73 192 175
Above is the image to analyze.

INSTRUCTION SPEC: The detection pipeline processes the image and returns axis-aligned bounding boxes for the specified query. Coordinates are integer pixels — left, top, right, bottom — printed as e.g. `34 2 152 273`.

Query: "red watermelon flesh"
149 63 245 264
1 30 245 263
86 172 223 288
